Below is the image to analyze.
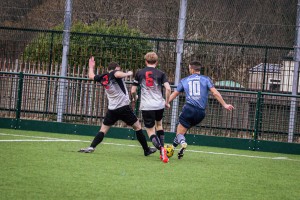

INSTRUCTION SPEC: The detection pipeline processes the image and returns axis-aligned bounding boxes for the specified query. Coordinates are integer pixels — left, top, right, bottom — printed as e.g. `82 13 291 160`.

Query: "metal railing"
1 72 299 143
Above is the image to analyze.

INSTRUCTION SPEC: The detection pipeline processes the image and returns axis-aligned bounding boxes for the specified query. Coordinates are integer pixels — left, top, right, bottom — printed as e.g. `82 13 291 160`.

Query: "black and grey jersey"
94 70 130 110
133 67 169 110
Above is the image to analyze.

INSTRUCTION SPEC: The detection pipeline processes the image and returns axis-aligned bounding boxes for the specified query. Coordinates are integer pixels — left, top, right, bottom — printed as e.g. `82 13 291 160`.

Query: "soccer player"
131 52 171 163
79 56 157 157
168 61 234 159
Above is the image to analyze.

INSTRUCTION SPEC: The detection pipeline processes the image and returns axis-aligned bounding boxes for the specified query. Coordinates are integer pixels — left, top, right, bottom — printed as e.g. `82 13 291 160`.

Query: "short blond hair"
144 52 158 64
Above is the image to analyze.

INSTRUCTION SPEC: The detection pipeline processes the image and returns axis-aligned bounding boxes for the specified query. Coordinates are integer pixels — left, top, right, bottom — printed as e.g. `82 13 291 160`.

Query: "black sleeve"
133 71 140 86
94 74 102 82
94 73 109 83
161 72 169 84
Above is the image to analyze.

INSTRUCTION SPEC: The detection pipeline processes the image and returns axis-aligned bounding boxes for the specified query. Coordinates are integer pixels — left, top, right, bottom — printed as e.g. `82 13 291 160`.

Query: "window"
268 78 281 92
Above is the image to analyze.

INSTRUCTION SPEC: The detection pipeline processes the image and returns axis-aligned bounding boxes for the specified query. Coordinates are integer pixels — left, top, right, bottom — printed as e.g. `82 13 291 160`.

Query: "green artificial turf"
0 129 299 200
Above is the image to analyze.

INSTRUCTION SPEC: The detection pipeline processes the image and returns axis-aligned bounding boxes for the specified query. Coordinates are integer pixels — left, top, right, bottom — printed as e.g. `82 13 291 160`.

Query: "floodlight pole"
171 0 187 132
57 0 72 122
288 0 300 142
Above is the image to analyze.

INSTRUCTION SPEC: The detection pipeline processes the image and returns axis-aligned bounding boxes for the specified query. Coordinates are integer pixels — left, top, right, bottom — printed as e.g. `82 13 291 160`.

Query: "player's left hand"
224 104 234 111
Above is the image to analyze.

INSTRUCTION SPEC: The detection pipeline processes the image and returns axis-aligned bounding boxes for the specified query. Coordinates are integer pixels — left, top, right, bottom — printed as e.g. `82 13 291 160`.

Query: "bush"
22 19 154 72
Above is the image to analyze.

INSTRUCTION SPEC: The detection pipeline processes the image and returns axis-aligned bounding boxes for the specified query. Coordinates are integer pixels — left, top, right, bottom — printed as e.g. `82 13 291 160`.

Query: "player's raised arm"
88 56 96 80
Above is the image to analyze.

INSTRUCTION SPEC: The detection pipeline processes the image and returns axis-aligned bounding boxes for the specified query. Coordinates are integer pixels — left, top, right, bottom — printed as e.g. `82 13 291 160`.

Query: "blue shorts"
179 104 205 129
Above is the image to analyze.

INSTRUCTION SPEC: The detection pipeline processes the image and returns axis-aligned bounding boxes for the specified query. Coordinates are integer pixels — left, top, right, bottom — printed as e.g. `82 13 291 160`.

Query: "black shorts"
141 109 164 128
103 105 138 126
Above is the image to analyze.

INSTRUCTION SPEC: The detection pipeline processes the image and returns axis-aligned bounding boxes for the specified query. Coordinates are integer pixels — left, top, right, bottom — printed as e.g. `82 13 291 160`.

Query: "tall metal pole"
170 0 187 132
57 0 72 122
288 0 300 142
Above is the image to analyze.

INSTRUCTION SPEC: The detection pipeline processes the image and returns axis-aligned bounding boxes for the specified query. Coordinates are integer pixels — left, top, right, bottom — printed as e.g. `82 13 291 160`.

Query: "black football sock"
156 130 165 147
150 134 162 150
90 132 105 148
135 129 149 152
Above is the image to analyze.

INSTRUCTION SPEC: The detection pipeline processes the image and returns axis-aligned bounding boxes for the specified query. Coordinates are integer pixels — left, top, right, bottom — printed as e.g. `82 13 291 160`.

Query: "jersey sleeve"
94 73 109 82
175 80 184 92
133 71 140 86
94 73 110 86
94 75 102 82
161 73 169 84
207 77 214 89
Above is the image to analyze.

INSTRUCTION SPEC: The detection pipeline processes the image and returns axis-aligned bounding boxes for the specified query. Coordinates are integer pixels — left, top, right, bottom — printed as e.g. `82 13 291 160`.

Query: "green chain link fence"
0 72 299 144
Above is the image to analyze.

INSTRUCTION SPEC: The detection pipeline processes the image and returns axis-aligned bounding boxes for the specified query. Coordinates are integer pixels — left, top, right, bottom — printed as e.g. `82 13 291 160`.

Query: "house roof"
249 63 281 73
215 80 244 88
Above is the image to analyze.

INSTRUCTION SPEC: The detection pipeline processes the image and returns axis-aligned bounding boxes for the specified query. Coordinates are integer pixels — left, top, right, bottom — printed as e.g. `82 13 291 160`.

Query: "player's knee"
132 120 141 130
144 120 155 128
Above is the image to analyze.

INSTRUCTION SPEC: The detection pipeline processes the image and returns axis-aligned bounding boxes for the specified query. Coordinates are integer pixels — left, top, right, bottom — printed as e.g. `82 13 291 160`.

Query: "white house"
249 57 300 93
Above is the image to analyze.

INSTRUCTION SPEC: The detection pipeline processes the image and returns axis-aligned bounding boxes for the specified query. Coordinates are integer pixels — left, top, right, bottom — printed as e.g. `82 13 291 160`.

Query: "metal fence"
0 27 298 94
1 72 299 144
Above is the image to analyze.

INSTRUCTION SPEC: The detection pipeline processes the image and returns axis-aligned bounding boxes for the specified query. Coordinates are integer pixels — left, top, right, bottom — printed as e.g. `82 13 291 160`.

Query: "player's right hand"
127 71 133 76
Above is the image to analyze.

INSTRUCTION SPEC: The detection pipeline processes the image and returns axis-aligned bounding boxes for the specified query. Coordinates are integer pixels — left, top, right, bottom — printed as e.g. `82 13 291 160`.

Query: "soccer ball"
164 144 174 158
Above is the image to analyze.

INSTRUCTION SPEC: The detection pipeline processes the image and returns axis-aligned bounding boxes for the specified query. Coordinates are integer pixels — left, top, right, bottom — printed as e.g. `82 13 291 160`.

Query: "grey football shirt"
133 67 169 110
94 70 130 110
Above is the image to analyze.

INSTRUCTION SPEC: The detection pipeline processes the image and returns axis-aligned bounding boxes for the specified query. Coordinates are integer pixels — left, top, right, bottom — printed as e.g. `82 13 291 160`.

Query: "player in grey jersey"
131 52 171 163
79 57 156 157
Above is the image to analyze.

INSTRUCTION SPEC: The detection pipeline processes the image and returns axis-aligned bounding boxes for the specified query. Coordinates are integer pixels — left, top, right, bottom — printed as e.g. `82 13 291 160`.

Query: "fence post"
253 91 262 151
288 0 300 142
134 86 141 116
15 72 24 129
45 32 54 115
262 47 269 92
171 0 187 132
57 0 73 122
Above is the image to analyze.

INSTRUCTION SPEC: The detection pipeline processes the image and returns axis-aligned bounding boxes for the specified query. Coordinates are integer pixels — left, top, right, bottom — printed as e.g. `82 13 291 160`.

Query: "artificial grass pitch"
0 128 299 200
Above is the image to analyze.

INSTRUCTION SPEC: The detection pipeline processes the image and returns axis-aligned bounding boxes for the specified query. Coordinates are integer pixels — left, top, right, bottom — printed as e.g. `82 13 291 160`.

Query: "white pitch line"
187 149 299 161
0 133 65 140
0 139 84 142
1 132 300 162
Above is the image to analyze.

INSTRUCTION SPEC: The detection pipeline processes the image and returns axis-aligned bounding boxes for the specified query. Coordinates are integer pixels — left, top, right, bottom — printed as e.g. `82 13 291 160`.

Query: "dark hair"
189 61 202 71
108 62 120 70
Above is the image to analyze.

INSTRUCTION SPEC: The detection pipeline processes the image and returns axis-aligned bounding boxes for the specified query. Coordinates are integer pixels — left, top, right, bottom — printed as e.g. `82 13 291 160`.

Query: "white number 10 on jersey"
188 80 201 96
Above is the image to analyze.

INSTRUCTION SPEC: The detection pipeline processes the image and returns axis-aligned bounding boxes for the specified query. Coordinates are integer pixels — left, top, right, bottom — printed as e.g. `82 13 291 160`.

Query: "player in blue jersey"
168 61 234 159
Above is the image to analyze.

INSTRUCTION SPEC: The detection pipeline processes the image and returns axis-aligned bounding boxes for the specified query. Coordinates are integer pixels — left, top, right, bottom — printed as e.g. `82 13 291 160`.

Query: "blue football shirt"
176 74 214 109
